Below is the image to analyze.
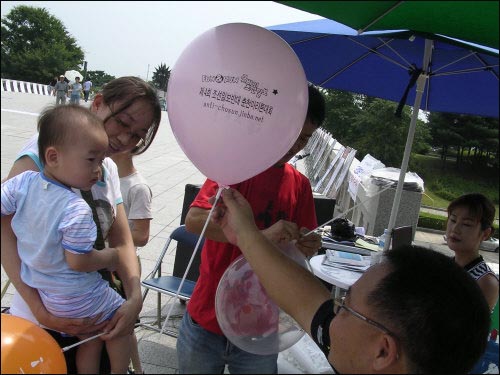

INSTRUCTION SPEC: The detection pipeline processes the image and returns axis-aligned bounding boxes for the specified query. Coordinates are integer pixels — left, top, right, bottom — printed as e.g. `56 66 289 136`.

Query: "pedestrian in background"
54 75 69 105
83 78 93 103
48 76 58 95
69 77 83 105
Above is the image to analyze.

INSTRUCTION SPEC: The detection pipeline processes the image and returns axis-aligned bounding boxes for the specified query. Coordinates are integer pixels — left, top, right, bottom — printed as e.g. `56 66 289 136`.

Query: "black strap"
80 190 125 298
80 189 112 283
80 189 105 250
395 65 422 118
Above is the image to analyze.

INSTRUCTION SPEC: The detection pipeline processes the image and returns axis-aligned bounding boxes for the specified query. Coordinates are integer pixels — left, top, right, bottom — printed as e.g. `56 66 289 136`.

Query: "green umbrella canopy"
278 1 499 49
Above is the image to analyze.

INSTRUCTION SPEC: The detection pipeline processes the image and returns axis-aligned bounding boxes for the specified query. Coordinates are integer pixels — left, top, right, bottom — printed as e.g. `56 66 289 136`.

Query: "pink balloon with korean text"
167 23 308 187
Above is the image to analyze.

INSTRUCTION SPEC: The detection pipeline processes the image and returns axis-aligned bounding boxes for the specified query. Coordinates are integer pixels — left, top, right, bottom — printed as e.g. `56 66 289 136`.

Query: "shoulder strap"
80 189 114 284
80 189 105 250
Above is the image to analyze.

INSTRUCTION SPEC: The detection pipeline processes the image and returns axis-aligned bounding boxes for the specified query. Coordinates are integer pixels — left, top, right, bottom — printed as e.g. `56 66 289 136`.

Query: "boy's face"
54 125 108 190
273 118 316 167
446 206 490 254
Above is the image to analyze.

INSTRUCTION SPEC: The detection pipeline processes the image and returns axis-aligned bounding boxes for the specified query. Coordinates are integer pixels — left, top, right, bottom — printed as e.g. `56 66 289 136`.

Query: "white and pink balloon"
166 23 310 354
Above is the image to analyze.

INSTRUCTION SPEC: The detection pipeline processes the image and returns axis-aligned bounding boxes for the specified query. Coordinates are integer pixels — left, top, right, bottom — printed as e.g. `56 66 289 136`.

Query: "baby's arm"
65 247 119 273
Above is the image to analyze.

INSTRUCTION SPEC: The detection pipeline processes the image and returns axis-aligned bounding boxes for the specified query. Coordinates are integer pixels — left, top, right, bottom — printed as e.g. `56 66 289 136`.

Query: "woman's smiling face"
92 95 154 156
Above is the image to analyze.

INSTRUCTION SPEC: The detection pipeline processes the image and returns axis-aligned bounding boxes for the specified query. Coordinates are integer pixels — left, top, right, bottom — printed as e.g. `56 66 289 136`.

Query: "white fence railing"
1 78 52 96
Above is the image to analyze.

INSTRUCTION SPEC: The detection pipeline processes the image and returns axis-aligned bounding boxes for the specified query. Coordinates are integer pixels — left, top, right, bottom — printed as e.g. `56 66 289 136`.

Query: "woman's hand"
37 309 107 337
100 296 142 340
295 228 322 257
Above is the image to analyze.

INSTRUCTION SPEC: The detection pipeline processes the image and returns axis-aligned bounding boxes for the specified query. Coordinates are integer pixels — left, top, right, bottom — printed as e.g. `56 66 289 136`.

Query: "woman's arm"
101 203 142 339
477 274 499 311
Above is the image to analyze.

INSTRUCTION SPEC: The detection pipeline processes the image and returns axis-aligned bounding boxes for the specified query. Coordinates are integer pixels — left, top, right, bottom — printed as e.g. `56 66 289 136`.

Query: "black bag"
330 218 357 242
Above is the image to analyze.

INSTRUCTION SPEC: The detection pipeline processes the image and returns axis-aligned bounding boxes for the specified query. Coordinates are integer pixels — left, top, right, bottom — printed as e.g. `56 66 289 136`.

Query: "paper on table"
322 251 369 272
355 238 380 252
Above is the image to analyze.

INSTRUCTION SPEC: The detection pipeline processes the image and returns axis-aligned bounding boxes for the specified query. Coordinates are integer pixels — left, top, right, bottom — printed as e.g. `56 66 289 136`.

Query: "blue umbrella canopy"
268 18 499 244
269 19 499 118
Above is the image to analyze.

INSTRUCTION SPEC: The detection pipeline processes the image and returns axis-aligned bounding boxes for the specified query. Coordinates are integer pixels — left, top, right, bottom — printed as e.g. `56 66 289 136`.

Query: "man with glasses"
213 188 491 374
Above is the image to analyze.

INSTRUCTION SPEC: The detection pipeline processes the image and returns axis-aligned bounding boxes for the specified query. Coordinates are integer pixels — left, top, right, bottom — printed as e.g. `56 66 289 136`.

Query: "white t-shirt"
119 171 153 225
83 80 92 91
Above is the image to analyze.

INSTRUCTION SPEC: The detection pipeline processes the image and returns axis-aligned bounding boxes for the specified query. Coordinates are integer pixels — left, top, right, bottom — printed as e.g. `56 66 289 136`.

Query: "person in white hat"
54 75 69 105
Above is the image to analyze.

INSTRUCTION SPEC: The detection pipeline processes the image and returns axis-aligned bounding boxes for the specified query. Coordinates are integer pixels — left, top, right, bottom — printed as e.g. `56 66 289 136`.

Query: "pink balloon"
215 242 311 355
167 23 308 186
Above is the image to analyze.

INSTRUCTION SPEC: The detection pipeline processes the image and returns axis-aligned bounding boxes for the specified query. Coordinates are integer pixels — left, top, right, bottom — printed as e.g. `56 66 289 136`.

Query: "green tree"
1 5 84 84
151 63 171 92
322 90 431 167
86 70 116 88
322 89 363 142
429 112 499 169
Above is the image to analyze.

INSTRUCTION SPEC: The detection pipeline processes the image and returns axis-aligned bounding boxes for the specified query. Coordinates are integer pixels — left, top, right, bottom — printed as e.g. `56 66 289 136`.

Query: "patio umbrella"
268 19 499 248
278 1 499 49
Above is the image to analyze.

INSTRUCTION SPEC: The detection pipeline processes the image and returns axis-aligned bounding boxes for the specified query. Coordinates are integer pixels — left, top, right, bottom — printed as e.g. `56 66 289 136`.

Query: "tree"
1 5 84 84
322 90 431 167
86 70 116 88
151 63 171 92
429 112 499 169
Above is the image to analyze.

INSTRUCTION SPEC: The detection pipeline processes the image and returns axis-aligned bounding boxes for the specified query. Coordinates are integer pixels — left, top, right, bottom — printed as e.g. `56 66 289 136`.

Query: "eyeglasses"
108 112 145 146
334 296 399 340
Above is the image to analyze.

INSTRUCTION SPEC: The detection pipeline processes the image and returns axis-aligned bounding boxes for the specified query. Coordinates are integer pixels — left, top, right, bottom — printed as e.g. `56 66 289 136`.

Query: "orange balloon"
1 314 67 374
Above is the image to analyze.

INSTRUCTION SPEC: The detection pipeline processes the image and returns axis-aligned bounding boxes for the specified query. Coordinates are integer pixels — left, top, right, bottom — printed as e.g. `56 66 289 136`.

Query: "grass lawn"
410 154 499 216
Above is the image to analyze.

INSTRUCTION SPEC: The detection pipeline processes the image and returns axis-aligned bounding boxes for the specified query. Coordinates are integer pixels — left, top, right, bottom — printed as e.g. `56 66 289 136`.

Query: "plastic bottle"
378 229 389 251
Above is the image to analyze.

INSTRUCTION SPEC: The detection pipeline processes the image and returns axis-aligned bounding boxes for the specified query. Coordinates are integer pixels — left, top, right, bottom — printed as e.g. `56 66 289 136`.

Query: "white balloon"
215 242 311 355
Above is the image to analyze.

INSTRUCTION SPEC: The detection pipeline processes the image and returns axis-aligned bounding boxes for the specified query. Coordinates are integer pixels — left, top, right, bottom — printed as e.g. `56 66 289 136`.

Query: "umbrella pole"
384 39 433 251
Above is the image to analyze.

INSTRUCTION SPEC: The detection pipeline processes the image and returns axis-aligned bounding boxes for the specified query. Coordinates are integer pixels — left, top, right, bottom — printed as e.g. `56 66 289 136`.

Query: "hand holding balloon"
212 188 259 247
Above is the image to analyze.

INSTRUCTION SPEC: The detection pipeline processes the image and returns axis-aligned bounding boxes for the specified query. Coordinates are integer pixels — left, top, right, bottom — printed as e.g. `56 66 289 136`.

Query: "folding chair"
139 183 204 336
140 224 204 335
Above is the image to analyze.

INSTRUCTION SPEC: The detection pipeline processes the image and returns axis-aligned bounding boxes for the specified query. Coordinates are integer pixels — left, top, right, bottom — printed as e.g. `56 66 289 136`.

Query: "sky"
0 1 322 79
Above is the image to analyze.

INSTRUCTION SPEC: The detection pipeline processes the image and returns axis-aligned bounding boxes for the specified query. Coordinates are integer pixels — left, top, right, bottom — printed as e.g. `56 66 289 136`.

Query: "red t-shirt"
187 164 318 335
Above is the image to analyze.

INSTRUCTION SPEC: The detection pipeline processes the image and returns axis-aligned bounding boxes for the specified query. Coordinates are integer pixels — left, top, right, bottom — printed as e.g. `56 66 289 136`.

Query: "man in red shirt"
177 83 325 374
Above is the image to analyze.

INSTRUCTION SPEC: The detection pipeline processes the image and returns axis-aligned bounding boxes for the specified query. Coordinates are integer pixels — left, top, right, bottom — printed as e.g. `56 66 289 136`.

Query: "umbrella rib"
432 51 479 74
357 1 405 34
319 37 412 87
473 53 500 81
432 65 499 77
289 34 334 46
346 36 411 70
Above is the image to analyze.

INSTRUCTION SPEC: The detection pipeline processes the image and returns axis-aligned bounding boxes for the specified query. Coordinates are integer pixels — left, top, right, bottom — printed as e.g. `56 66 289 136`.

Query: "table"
310 254 365 298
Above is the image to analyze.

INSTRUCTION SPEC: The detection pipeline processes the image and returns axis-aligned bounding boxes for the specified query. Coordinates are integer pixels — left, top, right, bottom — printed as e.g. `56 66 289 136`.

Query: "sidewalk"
1 90 498 373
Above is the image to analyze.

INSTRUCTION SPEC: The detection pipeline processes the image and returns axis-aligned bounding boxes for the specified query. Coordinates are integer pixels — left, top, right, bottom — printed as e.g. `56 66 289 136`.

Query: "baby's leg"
106 334 132 374
76 335 103 374
130 332 143 373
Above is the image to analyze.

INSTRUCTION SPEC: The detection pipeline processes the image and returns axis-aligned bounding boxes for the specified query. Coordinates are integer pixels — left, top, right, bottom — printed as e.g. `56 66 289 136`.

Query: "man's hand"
211 188 259 247
295 229 322 257
261 220 300 245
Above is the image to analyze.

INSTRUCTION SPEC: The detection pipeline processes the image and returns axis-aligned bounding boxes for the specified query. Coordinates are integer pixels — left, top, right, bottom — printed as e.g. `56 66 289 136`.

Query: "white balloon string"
302 181 394 238
61 331 106 352
159 185 225 336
